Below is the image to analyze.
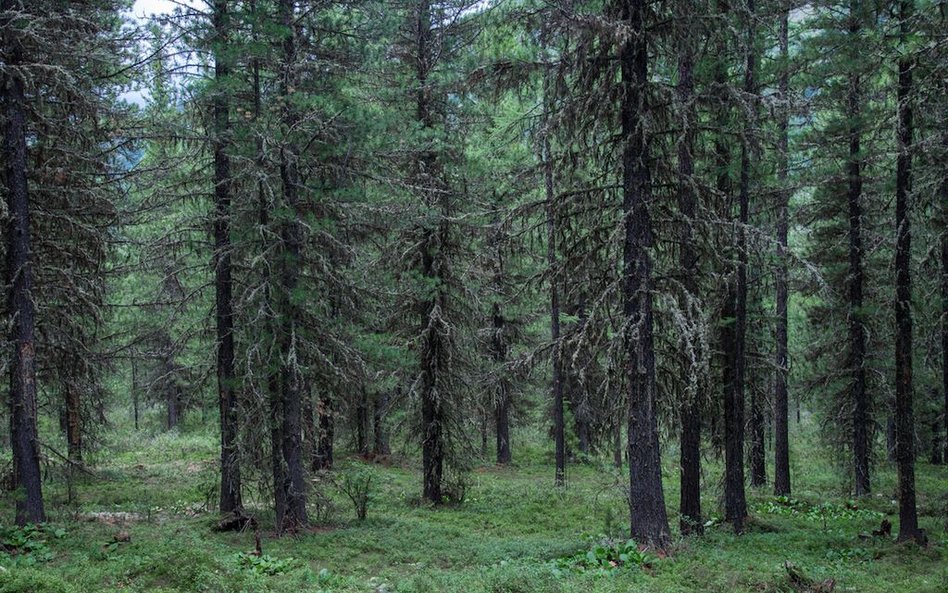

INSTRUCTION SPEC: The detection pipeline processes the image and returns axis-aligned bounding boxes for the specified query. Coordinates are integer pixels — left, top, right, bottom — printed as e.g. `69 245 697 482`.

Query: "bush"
335 466 375 521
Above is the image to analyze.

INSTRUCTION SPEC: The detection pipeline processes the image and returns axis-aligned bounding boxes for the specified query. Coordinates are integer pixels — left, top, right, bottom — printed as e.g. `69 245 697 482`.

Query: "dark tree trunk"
541 29 565 486
2 0 46 524
314 393 334 470
715 0 747 534
492 291 511 464
132 359 139 431
773 5 791 497
613 420 622 468
741 0 764 491
676 30 702 535
415 0 447 504
893 0 921 544
269 373 286 528
212 0 242 516
356 386 369 456
167 387 180 430
373 390 390 456
847 3 870 497
65 376 81 463
277 0 307 531
941 133 947 466
619 0 670 549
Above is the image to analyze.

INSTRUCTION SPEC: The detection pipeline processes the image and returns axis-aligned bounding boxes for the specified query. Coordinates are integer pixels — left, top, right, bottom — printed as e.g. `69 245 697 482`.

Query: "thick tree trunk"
2 0 46 524
415 0 447 504
277 0 307 530
676 30 702 535
893 0 920 544
620 0 670 549
212 0 242 516
847 4 870 496
773 5 791 497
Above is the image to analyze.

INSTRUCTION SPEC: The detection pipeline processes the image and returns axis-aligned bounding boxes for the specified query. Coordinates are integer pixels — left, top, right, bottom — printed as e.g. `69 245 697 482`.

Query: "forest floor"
1 417 945 593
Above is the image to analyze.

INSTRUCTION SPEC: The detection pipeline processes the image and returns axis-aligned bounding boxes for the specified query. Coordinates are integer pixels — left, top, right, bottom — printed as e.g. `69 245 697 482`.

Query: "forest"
0 0 946 591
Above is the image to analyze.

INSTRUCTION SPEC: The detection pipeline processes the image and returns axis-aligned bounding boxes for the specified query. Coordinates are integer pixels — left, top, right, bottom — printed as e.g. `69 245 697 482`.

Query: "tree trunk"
941 133 947 466
373 390 390 456
619 0 670 549
773 4 791 497
314 392 334 470
676 29 702 535
893 0 920 544
356 386 369 456
277 0 307 530
212 0 242 516
492 294 511 464
847 2 870 497
415 0 447 504
541 26 565 487
740 0 764 491
2 0 46 524
65 376 81 463
715 0 747 534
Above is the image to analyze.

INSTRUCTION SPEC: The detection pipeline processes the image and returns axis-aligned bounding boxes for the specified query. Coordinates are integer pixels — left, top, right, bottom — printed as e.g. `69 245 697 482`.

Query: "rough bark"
893 0 921 544
676 29 702 535
492 292 511 464
373 390 390 456
847 2 870 497
620 0 670 549
2 0 46 524
714 0 747 534
773 3 791 497
212 0 242 516
277 0 307 530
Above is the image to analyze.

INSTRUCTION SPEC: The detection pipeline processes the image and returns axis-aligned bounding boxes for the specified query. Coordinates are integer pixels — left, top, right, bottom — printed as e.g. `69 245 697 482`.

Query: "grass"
1 415 945 593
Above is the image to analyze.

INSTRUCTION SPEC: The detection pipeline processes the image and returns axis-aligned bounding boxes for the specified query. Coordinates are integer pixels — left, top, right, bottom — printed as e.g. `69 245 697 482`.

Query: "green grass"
1 417 945 593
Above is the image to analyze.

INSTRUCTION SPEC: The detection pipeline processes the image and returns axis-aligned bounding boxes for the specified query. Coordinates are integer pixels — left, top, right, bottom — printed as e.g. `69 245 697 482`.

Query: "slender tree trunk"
893 0 920 544
715 0 747 534
314 392 334 470
619 0 670 549
373 391 390 456
277 0 307 530
132 358 139 430
492 273 511 464
2 0 45 524
65 376 81 463
356 386 369 456
613 420 623 468
773 3 791 497
740 0 764 490
847 2 870 497
676 28 702 535
212 0 242 516
941 133 947 466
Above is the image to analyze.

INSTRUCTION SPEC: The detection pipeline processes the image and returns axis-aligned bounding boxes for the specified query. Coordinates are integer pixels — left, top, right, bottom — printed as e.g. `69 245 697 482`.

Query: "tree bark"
676 28 702 535
64 374 81 463
619 0 670 549
356 386 369 456
773 2 791 497
847 1 870 497
277 0 307 530
373 390 390 456
715 0 747 533
314 392 334 470
2 0 46 524
492 271 511 464
893 0 920 544
212 0 242 516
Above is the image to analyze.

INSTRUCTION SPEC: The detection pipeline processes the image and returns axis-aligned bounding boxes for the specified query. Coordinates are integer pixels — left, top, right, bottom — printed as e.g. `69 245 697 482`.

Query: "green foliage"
0 524 65 565
552 538 652 576
235 552 301 576
334 465 377 521
0 569 76 593
755 496 884 522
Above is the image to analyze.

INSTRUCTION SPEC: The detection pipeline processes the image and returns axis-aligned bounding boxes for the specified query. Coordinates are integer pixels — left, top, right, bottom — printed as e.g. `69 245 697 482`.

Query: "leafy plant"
234 552 300 576
335 466 375 521
552 538 652 576
0 524 65 565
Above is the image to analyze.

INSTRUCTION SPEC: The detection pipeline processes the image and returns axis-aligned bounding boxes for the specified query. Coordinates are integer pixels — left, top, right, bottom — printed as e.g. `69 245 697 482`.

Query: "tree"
619 0 670 548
